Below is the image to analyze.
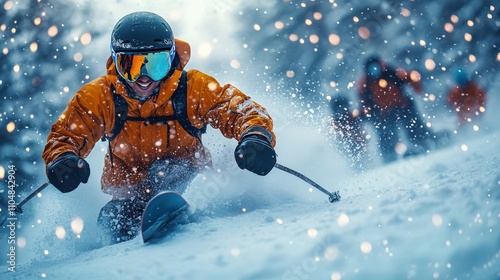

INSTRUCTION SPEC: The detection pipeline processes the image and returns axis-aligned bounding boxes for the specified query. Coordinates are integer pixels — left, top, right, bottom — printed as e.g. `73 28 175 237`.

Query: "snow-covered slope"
2 123 499 280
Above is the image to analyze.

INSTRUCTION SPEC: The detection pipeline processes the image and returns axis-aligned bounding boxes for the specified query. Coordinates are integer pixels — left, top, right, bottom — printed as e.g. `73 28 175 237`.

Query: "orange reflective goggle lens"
112 47 175 82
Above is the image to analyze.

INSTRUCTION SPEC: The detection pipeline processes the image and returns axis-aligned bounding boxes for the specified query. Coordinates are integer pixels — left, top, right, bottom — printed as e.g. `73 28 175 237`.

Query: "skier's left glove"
235 134 276 176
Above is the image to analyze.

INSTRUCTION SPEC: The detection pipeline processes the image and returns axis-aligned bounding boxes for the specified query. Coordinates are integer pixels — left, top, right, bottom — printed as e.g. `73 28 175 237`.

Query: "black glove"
47 153 90 193
234 134 276 176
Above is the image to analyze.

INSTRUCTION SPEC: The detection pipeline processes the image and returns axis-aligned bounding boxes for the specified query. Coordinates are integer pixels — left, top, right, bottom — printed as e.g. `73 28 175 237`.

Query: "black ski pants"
97 158 198 244
372 102 434 163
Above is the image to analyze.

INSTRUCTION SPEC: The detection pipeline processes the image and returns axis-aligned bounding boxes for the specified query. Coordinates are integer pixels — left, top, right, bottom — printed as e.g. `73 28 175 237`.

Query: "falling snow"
0 0 499 279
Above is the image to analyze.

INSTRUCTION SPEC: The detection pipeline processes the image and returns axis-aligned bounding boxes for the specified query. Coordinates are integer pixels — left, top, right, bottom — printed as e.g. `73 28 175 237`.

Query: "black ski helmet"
111 11 174 53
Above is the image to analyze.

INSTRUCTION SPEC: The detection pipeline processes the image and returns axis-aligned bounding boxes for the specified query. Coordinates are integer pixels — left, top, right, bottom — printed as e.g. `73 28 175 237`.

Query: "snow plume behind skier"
42 11 277 244
326 95 370 171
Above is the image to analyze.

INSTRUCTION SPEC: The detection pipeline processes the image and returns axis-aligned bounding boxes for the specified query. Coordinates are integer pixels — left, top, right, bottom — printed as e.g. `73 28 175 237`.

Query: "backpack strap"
102 71 207 167
172 71 207 139
104 84 128 142
101 84 128 167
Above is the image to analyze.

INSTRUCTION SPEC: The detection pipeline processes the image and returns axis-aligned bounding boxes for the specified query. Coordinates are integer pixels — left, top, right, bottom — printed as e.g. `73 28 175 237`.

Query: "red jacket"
447 81 486 120
358 66 422 115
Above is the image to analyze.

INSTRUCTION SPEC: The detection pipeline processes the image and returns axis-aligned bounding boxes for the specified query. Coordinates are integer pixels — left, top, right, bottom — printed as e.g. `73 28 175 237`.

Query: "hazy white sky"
94 0 248 68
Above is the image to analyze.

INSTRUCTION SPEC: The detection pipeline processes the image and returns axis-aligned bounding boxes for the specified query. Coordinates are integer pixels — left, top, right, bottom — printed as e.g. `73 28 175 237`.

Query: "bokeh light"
329 34 340 46
80 32 92 45
47 25 58 37
360 242 372 254
71 216 84 235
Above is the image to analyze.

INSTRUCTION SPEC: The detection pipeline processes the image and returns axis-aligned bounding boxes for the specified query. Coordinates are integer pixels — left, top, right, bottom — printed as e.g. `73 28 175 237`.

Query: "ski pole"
0 181 50 227
274 163 341 203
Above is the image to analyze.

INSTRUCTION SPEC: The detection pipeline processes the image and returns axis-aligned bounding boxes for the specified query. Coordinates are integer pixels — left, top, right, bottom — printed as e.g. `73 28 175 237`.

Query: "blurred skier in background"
357 55 437 163
42 12 277 243
327 95 369 171
447 68 487 126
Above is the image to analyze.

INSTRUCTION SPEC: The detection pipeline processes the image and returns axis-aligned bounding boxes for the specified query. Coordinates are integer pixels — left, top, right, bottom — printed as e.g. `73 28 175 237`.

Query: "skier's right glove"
47 153 90 193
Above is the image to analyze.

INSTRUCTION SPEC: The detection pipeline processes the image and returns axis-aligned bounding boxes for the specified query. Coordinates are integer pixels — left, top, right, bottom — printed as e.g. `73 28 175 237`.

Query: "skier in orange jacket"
43 12 277 243
447 68 487 125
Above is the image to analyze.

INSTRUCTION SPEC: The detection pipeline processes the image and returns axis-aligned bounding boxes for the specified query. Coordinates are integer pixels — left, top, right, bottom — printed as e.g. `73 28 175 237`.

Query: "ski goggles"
112 45 176 83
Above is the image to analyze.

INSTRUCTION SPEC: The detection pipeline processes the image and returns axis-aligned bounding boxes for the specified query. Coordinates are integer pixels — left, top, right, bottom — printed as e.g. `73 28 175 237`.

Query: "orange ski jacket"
43 39 275 198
